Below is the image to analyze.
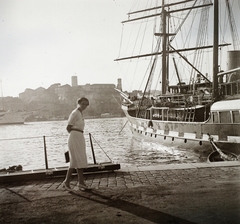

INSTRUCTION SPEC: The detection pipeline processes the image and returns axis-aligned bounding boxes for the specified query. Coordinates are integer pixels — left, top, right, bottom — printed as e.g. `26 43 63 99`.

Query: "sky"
0 0 240 97
0 0 138 97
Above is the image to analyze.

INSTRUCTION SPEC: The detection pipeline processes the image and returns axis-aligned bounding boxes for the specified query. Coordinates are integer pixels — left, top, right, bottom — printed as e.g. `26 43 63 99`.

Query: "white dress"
67 108 88 168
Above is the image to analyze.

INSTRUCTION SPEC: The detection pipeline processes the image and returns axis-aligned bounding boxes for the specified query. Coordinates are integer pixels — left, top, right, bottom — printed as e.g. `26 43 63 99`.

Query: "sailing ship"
115 0 240 159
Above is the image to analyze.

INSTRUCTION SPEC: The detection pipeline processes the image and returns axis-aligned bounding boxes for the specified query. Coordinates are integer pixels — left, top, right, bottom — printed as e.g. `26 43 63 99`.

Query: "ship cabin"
218 67 240 98
168 81 211 96
209 100 240 124
143 104 209 123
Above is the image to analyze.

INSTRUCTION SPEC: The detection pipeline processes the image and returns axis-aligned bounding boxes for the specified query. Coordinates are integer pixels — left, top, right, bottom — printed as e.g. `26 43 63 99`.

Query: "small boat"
115 0 240 158
0 110 31 125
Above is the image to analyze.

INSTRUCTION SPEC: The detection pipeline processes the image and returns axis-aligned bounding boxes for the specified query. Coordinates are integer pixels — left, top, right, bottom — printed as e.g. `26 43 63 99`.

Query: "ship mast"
161 0 167 94
116 0 223 98
212 0 219 100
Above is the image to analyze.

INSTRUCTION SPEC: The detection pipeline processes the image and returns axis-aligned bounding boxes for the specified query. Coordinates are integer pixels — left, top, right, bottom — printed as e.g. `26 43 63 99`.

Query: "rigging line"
169 44 211 83
170 0 198 43
170 11 180 54
125 23 135 55
130 0 139 13
138 8 160 91
186 9 198 85
136 0 155 58
118 24 124 58
191 0 210 84
225 0 240 50
118 120 128 135
139 13 150 56
181 3 199 52
131 17 144 59
153 67 162 93
151 46 161 93
132 23 152 88
222 0 228 37
152 0 158 53
130 6 153 92
121 23 134 58
146 58 157 96
130 59 140 91
199 6 210 71
138 57 154 90
90 134 112 162
120 55 133 91
184 16 196 85
137 57 157 117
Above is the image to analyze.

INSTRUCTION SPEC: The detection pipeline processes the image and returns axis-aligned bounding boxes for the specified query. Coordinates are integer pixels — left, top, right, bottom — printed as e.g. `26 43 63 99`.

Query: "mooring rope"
90 134 113 163
0 131 125 142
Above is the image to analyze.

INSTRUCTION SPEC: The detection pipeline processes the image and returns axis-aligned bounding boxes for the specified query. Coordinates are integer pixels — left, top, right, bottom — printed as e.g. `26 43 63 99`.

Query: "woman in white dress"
63 97 89 191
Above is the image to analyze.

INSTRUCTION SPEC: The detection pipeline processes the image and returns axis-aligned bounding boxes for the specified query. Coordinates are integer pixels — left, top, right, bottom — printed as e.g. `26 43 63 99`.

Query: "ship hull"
0 111 31 125
122 103 240 156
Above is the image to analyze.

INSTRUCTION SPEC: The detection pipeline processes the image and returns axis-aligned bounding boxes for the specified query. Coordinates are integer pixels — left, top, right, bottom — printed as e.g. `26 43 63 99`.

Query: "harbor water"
0 117 208 171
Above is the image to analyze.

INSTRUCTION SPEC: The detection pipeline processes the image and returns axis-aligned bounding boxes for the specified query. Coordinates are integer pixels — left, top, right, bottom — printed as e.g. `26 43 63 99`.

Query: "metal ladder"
185 107 195 122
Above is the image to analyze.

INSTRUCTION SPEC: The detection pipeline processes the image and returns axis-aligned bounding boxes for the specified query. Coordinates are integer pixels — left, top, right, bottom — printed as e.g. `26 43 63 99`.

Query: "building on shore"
19 79 124 121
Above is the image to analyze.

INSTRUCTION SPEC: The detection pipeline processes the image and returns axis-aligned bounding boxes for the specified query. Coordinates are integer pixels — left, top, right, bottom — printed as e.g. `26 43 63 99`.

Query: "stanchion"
89 133 97 164
43 136 49 169
0 133 121 183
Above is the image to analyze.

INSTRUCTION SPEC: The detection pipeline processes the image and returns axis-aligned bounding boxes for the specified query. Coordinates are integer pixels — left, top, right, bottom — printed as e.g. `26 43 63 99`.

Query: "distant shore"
27 114 124 122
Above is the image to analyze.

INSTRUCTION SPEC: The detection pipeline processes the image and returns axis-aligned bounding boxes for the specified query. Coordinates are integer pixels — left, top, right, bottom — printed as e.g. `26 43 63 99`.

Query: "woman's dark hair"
77 97 89 105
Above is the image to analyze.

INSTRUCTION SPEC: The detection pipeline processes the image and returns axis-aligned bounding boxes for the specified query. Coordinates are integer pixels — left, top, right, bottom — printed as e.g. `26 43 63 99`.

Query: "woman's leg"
77 168 85 185
64 168 75 186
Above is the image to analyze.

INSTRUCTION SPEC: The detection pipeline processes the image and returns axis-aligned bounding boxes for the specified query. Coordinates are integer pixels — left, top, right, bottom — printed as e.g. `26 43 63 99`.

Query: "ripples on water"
0 118 207 170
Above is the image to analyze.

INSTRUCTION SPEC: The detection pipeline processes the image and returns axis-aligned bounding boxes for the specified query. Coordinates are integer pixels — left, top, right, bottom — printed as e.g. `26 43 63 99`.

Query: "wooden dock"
0 162 120 184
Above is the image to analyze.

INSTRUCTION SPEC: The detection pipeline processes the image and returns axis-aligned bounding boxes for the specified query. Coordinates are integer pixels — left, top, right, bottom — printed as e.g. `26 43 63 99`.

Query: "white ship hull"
122 99 240 156
0 111 31 125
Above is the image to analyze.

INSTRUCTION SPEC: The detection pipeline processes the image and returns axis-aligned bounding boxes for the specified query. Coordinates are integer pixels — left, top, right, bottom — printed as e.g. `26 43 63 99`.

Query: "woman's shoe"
62 181 72 191
77 183 90 191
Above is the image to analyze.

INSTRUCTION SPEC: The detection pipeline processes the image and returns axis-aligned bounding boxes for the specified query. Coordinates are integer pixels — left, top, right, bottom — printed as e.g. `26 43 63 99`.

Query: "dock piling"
43 136 49 169
89 133 97 164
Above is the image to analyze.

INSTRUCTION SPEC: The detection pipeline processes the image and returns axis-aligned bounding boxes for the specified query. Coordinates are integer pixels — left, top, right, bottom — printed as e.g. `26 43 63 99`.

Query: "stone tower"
71 76 78 87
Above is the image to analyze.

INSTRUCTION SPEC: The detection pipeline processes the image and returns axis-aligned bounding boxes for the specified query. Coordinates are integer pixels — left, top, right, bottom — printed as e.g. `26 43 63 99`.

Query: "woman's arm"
67 110 78 133
66 125 73 133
